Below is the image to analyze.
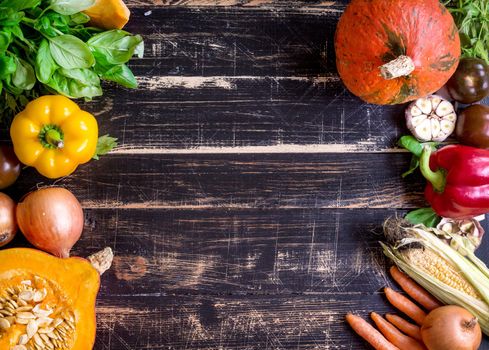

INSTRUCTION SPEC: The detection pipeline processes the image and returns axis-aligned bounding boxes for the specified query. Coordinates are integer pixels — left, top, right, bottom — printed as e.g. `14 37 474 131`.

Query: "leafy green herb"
443 0 489 63
0 0 143 124
405 208 442 228
94 134 118 160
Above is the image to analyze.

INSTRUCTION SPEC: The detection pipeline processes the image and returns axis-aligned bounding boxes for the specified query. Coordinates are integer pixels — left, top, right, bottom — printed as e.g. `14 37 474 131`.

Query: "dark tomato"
0 146 21 189
455 104 489 148
447 58 489 104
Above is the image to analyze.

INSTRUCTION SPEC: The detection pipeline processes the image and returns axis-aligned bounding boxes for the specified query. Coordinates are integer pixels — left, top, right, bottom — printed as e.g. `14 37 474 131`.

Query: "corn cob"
382 218 489 335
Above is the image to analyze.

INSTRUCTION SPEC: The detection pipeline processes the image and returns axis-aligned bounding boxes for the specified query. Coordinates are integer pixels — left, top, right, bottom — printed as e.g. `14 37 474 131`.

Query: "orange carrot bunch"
346 266 442 350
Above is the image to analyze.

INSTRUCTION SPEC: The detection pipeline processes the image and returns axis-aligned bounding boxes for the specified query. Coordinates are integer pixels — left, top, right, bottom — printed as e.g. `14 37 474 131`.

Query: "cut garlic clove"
431 119 441 138
410 105 423 117
411 115 427 127
416 98 432 114
415 119 433 141
436 100 455 116
430 96 442 110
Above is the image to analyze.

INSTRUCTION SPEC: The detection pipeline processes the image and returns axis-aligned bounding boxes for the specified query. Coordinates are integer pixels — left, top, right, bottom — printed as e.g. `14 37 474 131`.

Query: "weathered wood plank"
125 0 348 9
93 293 489 349
126 7 340 77
12 208 489 295
9 153 424 209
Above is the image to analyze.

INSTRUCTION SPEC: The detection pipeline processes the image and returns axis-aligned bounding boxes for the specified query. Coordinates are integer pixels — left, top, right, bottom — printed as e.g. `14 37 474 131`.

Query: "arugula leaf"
0 0 40 11
93 134 118 160
49 34 95 69
36 39 58 83
88 30 144 64
50 0 96 16
12 58 35 90
444 0 489 64
405 208 441 228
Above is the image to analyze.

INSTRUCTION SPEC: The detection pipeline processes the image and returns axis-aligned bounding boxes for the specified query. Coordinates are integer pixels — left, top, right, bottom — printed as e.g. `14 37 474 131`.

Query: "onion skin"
421 305 481 350
17 187 84 258
0 193 17 247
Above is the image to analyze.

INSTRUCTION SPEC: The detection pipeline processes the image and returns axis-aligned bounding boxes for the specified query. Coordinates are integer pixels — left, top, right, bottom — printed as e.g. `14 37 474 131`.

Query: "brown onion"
421 305 481 350
17 187 84 258
0 193 17 247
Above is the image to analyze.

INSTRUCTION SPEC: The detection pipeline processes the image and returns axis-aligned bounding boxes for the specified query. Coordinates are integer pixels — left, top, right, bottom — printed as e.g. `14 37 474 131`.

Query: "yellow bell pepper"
10 95 98 179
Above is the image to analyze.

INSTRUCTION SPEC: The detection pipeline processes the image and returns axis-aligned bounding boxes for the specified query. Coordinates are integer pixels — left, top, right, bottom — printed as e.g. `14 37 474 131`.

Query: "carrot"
385 313 422 341
390 266 442 311
370 312 426 350
346 313 400 350
384 287 427 325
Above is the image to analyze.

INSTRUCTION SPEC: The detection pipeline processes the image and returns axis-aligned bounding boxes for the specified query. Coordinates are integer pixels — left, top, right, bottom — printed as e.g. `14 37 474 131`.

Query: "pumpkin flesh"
335 0 461 105
0 248 99 350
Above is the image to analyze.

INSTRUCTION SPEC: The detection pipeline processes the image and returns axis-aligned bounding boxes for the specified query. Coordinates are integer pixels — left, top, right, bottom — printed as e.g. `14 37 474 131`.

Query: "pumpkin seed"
17 312 36 319
26 319 38 338
16 306 33 313
33 333 44 347
11 345 27 350
18 334 29 345
16 318 30 325
0 317 10 330
19 291 34 302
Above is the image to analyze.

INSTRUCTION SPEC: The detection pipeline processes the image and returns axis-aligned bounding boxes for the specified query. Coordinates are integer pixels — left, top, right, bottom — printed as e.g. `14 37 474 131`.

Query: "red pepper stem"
420 146 445 192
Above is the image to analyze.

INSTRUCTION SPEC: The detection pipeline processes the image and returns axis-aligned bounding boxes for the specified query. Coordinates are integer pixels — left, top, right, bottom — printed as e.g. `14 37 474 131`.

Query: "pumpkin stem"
380 55 415 80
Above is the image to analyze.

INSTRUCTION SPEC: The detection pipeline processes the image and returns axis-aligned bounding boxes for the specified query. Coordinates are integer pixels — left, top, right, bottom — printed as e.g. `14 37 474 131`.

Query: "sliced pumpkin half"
0 248 100 350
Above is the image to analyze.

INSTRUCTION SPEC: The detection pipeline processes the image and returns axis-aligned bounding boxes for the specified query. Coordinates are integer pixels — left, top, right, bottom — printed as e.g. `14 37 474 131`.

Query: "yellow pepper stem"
39 125 64 149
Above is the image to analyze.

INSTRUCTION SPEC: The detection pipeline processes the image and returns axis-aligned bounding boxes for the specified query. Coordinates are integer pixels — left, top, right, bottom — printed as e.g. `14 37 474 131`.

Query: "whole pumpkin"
335 0 461 105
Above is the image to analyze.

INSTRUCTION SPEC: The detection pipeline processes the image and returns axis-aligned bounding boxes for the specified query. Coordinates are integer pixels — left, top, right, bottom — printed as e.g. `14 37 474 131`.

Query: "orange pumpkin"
0 248 101 350
335 0 461 105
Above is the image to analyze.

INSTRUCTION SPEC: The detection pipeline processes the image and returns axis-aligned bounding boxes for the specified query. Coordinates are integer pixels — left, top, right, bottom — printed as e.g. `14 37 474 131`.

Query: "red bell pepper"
420 144 489 219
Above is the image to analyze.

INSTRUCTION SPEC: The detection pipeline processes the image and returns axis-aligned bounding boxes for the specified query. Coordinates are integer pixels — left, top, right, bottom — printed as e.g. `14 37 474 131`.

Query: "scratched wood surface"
6 0 489 349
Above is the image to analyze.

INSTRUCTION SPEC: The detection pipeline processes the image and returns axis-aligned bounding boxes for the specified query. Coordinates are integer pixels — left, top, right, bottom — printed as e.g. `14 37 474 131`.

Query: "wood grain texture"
10 209 489 349
125 0 348 9
8 153 425 209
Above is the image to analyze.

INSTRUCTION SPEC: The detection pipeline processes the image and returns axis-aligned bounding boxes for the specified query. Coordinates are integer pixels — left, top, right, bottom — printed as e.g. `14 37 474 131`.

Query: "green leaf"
12 58 35 90
50 0 96 15
0 31 12 53
36 39 58 84
59 67 100 86
47 70 102 99
0 0 40 11
49 34 95 69
0 55 16 80
93 134 118 160
405 208 442 228
101 64 137 88
88 30 144 65
69 12 90 25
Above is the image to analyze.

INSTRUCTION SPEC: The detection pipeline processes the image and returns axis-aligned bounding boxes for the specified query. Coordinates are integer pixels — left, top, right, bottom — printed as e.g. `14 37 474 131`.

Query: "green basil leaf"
93 134 118 160
0 0 40 11
50 0 96 15
6 25 25 41
88 30 144 65
59 67 100 86
0 9 24 26
101 64 137 88
36 39 58 83
47 70 102 99
12 58 35 90
0 55 16 79
49 34 95 69
405 208 441 228
69 12 90 25
0 31 12 53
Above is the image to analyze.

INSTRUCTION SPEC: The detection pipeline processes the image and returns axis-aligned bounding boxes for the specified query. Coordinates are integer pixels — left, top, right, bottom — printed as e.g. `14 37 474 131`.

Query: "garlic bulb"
405 95 457 142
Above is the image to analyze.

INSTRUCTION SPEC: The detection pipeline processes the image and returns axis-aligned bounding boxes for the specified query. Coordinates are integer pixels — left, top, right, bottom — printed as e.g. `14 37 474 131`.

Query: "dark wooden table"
7 1 489 349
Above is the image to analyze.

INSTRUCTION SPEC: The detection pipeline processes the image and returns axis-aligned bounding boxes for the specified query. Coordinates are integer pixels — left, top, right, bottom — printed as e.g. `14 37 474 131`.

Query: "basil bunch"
0 0 143 121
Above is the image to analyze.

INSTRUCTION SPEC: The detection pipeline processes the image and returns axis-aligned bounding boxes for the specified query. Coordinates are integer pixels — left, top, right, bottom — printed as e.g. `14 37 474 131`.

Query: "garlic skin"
406 95 457 142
